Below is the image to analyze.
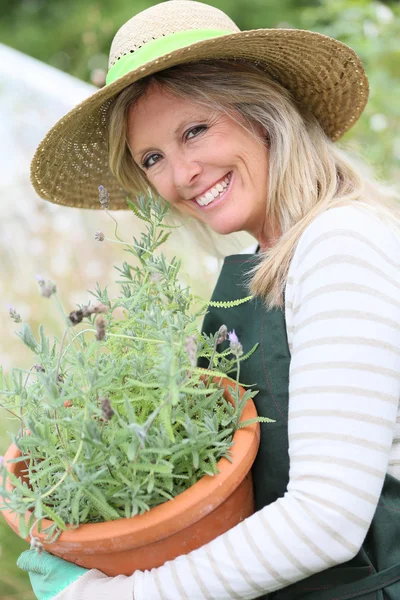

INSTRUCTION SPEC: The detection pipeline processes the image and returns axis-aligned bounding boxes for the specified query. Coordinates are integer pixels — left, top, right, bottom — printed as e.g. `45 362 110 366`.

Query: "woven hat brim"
30 28 369 210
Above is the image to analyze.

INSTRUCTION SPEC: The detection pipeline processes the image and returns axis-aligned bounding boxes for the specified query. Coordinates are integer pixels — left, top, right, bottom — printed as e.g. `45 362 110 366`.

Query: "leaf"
208 295 253 308
123 378 160 390
130 462 173 474
192 449 199 470
35 498 43 519
159 403 175 442
6 471 36 498
237 416 275 429
16 324 40 354
192 367 257 388
71 488 83 524
83 487 120 521
146 473 155 495
239 343 259 363
19 513 30 539
126 197 152 223
43 505 67 531
127 440 137 461
156 232 171 247
39 324 50 357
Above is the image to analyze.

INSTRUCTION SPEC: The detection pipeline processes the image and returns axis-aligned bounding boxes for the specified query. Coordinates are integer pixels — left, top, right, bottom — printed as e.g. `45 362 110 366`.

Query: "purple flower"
0 456 4 467
7 305 21 323
228 330 239 344
228 329 243 358
98 185 110 209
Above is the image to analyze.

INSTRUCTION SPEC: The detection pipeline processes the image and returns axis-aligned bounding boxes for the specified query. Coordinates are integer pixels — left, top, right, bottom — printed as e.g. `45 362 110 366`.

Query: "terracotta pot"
1 377 260 576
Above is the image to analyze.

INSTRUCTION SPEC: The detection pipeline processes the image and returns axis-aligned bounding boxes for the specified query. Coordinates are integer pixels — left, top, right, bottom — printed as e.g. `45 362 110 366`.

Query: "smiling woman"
17 1 400 599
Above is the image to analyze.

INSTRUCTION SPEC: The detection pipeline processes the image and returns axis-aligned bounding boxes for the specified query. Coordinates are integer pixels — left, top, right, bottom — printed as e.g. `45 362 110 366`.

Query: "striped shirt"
55 205 400 599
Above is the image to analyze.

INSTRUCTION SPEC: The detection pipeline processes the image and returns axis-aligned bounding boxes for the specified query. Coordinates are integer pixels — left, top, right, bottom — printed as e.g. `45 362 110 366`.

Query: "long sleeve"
55 205 400 600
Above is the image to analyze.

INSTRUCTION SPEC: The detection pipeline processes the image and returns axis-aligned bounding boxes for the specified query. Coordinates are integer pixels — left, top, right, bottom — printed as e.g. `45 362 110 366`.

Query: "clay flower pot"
1 378 260 576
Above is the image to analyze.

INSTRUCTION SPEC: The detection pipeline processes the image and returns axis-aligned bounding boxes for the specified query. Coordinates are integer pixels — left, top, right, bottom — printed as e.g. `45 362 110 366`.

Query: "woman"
18 1 400 599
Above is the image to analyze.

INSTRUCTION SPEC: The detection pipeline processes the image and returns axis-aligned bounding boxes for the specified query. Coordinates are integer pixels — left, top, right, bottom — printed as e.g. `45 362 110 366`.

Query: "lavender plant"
0 191 270 543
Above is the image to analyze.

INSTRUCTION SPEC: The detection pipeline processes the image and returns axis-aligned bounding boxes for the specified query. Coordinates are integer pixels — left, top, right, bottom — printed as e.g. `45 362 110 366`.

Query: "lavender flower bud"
216 324 228 345
70 303 108 326
36 277 56 298
33 364 46 373
30 536 44 554
95 314 106 341
98 185 110 209
185 335 197 368
228 329 243 357
91 303 109 314
101 396 114 421
7 305 21 323
69 309 83 325
95 231 105 241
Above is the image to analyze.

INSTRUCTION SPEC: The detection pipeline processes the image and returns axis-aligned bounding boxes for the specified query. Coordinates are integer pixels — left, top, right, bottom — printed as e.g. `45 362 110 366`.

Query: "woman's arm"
54 205 400 600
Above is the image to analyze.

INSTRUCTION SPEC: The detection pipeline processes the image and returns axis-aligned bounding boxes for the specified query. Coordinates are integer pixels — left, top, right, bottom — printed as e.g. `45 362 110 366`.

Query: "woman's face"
127 83 270 242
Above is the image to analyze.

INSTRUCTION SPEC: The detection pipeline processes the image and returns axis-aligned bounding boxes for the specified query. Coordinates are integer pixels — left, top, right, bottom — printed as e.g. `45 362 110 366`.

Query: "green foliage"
295 0 400 183
209 295 254 309
0 194 261 542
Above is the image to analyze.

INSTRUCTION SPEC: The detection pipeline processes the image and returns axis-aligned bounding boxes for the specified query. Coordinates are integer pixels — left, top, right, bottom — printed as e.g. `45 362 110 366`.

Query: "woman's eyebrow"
173 113 204 135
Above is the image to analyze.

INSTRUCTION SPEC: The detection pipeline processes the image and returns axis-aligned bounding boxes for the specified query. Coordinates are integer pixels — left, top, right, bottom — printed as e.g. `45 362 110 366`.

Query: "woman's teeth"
195 173 232 207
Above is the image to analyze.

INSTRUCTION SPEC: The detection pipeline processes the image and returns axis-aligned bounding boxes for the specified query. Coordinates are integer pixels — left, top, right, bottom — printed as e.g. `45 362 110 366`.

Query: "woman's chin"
208 222 244 236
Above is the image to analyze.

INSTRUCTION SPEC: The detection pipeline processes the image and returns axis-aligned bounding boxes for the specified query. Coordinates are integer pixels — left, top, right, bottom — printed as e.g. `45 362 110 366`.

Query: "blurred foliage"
295 0 400 184
0 0 399 597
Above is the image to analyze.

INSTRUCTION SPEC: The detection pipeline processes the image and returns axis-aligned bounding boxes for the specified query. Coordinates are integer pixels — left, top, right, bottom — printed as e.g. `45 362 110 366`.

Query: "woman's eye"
142 154 161 169
141 126 207 169
185 125 207 140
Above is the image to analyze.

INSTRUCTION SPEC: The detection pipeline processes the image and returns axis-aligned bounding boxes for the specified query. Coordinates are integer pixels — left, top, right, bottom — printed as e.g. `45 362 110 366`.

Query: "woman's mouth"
192 172 233 209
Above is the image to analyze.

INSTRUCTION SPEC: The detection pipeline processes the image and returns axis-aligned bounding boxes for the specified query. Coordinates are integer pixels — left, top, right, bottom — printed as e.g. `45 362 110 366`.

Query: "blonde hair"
108 59 400 306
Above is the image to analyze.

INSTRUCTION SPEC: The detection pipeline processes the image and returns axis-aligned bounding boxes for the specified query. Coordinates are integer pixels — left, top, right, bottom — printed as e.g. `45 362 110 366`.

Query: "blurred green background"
0 0 399 597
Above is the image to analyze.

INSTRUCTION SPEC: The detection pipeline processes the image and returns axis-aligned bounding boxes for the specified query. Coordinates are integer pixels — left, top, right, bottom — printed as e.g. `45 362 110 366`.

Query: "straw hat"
30 0 369 210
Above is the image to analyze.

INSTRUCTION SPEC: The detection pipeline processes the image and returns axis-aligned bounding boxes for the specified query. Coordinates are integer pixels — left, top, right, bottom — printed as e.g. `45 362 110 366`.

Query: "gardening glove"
17 549 88 600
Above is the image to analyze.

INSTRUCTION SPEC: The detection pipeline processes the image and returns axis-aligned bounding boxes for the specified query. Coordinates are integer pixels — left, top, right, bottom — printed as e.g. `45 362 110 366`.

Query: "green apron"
200 253 400 600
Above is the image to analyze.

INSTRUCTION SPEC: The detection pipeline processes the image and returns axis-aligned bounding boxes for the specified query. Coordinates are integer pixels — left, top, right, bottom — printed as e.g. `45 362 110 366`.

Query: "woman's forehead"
132 83 208 116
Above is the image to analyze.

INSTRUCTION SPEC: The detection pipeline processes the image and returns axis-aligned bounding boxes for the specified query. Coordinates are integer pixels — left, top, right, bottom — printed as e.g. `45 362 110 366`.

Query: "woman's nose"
171 155 202 191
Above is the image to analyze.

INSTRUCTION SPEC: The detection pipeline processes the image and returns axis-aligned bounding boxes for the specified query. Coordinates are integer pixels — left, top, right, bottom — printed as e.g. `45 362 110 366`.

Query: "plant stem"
103 208 124 244
0 402 23 422
55 327 68 382
62 328 174 358
235 355 241 427
21 365 41 436
207 337 219 372
53 327 70 453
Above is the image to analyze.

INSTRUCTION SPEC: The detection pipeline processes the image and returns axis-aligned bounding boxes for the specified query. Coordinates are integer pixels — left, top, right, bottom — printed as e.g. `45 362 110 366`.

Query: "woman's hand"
17 549 88 600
